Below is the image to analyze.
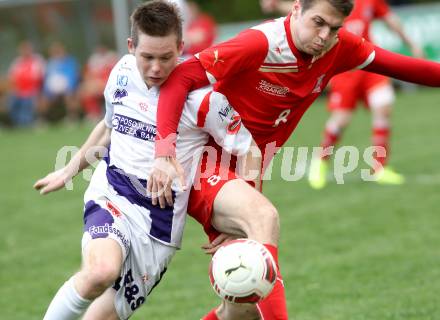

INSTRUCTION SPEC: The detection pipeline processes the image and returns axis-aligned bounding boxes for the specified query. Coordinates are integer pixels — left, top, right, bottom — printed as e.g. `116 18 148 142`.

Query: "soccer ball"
209 239 277 303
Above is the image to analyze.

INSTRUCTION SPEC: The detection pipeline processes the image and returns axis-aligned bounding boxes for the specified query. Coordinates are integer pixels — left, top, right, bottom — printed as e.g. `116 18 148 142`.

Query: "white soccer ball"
209 239 277 303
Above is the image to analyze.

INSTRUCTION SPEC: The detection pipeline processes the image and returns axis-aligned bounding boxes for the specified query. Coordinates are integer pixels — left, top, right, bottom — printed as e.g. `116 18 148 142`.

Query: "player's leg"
42 238 122 320
75 238 123 300
212 179 279 245
190 144 287 320
366 75 403 184
82 287 119 320
212 180 286 320
309 73 359 189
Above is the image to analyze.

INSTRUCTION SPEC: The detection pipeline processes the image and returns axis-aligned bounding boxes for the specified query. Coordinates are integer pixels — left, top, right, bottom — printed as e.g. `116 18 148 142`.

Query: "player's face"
291 0 345 56
128 32 183 88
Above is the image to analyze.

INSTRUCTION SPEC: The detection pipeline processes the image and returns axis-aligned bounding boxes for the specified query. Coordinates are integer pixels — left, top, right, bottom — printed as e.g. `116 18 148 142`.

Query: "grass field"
1 88 439 319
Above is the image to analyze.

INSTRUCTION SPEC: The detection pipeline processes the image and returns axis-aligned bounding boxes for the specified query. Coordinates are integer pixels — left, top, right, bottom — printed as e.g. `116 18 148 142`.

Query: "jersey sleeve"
195 29 269 84
334 28 376 74
374 0 391 19
364 45 440 86
195 91 252 156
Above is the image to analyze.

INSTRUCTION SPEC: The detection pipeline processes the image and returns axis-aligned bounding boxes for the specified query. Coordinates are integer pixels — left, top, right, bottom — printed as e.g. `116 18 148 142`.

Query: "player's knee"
83 262 120 292
247 203 279 243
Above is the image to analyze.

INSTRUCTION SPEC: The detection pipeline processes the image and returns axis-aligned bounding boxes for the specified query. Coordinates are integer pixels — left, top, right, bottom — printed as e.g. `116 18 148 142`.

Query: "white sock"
43 277 92 320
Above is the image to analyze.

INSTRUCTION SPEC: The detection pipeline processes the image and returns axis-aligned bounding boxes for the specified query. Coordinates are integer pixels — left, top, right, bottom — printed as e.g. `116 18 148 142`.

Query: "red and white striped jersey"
195 15 374 157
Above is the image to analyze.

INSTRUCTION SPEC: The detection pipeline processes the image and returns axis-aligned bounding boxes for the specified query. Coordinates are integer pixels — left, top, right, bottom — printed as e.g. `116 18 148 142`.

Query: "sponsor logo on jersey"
112 88 128 105
227 115 242 135
218 103 233 121
257 80 290 97
106 201 122 218
112 113 156 141
88 223 130 251
116 74 129 86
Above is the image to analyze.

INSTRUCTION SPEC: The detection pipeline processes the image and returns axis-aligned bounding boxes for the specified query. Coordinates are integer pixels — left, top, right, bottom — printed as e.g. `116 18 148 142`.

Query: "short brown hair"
300 0 354 17
130 0 183 48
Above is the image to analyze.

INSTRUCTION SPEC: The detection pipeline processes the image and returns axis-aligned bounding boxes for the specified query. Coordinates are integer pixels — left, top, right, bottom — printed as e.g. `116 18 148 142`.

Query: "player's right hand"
147 157 187 209
33 168 71 195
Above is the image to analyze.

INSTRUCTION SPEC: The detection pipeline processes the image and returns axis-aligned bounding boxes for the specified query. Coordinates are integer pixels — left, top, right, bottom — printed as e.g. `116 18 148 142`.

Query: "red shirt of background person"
184 1 217 56
80 45 118 120
9 41 45 98
327 0 393 105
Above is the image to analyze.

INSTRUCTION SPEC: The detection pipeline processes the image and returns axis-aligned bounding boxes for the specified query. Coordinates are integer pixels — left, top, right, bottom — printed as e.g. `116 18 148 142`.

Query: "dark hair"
300 0 354 17
130 0 183 48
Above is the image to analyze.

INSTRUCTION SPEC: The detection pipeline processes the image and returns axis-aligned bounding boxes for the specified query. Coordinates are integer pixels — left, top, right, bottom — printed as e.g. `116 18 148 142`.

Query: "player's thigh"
81 238 123 276
212 179 278 238
82 287 119 320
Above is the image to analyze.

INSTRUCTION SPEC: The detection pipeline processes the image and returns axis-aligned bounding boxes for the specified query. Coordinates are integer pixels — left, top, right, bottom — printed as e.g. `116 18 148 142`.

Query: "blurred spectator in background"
40 41 80 123
79 44 117 122
260 0 293 14
183 0 217 56
7 40 45 127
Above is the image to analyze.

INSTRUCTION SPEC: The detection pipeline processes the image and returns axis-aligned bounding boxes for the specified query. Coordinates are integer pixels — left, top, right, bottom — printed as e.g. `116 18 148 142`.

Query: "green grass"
1 88 439 319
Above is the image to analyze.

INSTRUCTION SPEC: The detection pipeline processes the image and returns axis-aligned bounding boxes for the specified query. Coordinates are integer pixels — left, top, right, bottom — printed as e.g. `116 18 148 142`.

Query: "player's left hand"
147 156 187 208
202 233 238 255
33 168 71 195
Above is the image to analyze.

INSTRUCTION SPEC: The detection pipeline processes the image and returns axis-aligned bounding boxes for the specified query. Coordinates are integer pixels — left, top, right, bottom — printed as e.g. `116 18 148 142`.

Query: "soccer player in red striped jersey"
149 0 440 319
307 0 424 189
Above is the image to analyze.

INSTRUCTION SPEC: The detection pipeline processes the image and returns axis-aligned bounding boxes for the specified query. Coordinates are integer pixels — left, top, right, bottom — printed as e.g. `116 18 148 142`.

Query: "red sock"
202 308 219 320
257 244 288 320
320 128 340 160
372 127 390 170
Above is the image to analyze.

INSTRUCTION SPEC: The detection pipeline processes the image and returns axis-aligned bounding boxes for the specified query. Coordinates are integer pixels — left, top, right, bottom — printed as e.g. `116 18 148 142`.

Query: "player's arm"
34 120 111 195
335 29 440 86
150 30 269 200
155 29 269 158
382 13 424 58
364 46 440 86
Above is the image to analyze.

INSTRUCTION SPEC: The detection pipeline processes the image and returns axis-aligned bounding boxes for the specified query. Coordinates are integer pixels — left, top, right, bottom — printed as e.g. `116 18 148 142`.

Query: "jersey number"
273 109 290 127
207 175 221 186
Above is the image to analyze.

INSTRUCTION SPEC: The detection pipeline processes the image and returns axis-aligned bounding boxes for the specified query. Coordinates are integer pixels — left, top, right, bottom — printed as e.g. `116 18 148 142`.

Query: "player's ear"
127 38 135 54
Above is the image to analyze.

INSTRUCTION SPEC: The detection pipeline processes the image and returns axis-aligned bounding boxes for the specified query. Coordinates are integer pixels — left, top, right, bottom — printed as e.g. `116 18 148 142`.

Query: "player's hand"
202 233 238 255
33 168 71 195
147 156 186 209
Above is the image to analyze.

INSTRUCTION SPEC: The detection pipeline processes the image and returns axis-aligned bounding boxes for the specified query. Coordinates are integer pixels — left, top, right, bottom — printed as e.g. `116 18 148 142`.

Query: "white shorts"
81 162 177 319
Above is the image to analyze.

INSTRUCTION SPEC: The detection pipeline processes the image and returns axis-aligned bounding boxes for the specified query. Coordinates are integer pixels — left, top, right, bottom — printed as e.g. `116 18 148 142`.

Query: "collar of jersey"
284 13 313 68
